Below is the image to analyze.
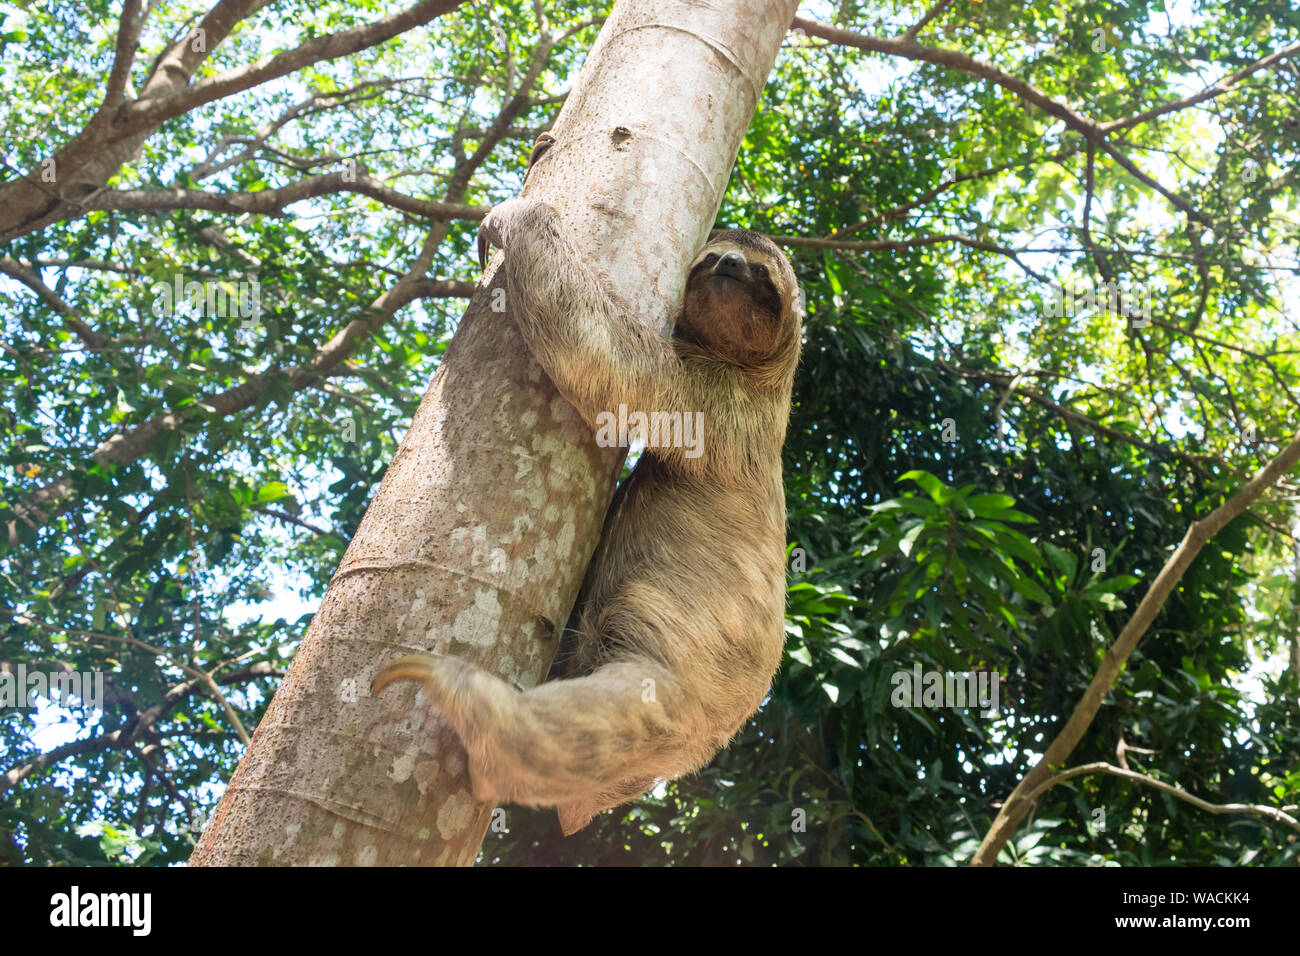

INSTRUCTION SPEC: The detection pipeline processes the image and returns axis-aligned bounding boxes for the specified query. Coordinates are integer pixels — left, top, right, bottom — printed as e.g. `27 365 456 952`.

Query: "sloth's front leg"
475 198 673 427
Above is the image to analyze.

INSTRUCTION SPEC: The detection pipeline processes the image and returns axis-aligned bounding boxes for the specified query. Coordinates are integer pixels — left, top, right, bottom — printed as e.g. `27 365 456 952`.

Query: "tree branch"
771 233 1051 283
793 17 1209 224
0 0 468 242
1026 761 1300 834
1103 40 1300 134
88 174 484 222
0 258 114 351
0 661 279 795
971 425 1300 864
792 16 1106 141
103 0 147 111
119 0 469 139
936 360 1223 476
10 27 548 532
903 0 955 40
0 610 250 745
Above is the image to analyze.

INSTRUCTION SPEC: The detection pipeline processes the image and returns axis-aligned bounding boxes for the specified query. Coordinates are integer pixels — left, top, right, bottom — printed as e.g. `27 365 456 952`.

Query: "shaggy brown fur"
373 196 802 834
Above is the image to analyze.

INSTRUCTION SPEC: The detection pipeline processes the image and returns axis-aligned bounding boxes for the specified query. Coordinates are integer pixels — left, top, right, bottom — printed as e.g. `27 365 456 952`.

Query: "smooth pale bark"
190 0 800 867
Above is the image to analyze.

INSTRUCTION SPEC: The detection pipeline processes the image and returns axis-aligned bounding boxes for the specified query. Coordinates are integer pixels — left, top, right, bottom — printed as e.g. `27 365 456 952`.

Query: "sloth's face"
678 236 792 366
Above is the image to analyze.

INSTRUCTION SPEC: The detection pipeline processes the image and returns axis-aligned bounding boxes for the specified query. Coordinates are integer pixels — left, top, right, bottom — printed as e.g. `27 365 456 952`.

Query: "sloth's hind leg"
373 653 707 829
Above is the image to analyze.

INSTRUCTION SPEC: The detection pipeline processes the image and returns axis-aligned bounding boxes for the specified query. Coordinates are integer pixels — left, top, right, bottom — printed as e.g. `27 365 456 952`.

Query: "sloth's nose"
714 252 750 281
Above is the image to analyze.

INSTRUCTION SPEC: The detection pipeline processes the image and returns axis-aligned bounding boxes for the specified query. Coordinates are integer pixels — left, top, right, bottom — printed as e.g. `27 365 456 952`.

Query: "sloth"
373 192 802 834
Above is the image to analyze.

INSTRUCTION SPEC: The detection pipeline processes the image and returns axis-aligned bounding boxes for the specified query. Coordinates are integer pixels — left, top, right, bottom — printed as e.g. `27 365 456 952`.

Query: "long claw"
372 654 439 695
477 232 490 270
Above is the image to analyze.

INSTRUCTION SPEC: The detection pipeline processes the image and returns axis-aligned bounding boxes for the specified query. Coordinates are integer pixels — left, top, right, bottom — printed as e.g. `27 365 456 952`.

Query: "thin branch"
839 146 1078 236
254 506 343 541
1104 40 1300 134
903 0 955 40
131 742 194 833
936 360 1222 476
1096 138 1210 224
0 610 250 745
1147 318 1300 411
793 17 1209 224
992 371 1027 452
0 662 279 795
0 258 114 351
771 233 1051 283
103 0 147 110
1079 141 1108 280
792 17 1106 140
972 425 1300 864
88 174 484 222
118 1 470 141
1026 761 1300 834
190 78 425 180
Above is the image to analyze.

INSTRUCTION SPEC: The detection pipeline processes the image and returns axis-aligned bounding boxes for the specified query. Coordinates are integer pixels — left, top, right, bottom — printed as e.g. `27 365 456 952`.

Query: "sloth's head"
678 230 802 374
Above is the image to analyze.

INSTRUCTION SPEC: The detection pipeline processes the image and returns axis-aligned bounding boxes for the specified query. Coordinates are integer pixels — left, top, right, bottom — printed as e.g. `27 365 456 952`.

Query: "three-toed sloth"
374 195 802 834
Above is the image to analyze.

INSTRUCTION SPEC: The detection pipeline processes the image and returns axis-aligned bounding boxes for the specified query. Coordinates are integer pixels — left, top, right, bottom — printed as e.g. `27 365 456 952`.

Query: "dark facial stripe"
752 277 783 318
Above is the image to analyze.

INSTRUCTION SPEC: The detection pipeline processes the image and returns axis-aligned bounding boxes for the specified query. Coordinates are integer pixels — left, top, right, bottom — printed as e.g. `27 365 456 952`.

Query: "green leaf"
1042 542 1077 580
256 481 292 503
898 521 926 557
829 647 862 669
966 493 1016 517
898 469 945 501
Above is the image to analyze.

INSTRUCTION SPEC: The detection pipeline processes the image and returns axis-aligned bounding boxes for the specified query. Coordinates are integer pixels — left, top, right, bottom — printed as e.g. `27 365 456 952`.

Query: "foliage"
1 0 1297 865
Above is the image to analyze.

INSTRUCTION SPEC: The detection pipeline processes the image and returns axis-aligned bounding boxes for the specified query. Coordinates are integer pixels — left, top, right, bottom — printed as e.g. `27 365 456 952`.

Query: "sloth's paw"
477 198 560 268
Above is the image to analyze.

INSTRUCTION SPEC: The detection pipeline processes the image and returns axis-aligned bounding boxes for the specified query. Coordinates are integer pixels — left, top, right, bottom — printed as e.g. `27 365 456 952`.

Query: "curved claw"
477 206 504 271
372 653 440 695
477 231 492 271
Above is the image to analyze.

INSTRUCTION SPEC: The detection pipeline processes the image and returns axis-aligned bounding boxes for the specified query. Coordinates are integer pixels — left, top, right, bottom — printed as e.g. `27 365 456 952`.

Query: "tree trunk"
190 0 798 867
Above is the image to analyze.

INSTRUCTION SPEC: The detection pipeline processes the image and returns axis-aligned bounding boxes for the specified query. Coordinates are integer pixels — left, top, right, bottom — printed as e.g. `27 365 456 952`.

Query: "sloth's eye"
754 265 769 278
702 253 719 266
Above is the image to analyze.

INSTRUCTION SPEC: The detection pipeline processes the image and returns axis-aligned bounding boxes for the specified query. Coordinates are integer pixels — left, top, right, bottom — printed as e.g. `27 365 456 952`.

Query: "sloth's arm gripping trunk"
478 198 678 428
